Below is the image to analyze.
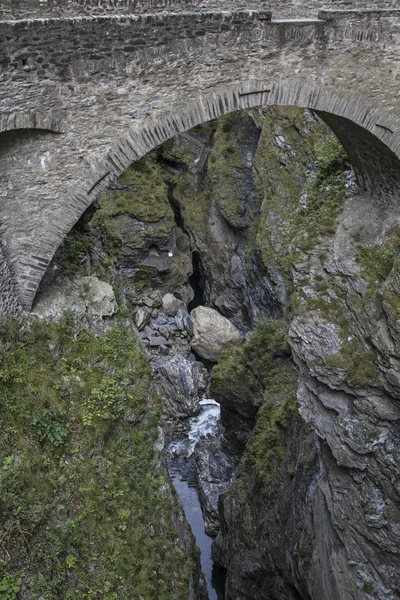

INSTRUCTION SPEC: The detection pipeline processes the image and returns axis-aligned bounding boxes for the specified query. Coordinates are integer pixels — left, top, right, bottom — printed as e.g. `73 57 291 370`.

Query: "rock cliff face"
204 110 400 600
23 105 400 599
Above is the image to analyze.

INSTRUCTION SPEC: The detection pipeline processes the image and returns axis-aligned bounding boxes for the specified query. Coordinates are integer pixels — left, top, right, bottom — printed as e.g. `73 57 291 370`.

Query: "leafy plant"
31 409 69 447
0 574 21 600
0 315 192 599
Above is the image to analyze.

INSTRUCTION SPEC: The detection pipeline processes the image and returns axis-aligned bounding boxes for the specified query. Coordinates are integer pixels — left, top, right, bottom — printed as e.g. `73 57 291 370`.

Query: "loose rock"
190 306 242 362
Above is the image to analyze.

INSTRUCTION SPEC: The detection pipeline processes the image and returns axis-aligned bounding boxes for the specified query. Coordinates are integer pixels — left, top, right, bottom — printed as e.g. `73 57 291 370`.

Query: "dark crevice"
188 251 205 313
157 154 187 175
167 183 186 231
211 565 227 600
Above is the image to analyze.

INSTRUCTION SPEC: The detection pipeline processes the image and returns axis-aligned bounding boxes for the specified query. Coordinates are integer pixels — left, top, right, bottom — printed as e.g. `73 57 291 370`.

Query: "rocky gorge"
0 104 399 599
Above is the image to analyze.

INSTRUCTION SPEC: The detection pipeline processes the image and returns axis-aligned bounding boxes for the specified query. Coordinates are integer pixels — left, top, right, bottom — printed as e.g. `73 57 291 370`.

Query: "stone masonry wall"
0 6 399 316
0 244 21 321
0 0 398 20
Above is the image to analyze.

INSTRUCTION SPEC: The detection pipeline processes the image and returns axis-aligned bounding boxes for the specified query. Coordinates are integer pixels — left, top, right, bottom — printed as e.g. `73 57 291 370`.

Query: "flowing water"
168 399 226 600
169 399 221 458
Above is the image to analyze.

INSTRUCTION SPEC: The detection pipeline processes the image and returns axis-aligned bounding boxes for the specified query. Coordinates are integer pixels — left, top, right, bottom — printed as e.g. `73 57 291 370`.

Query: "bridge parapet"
0 0 399 20
0 7 398 93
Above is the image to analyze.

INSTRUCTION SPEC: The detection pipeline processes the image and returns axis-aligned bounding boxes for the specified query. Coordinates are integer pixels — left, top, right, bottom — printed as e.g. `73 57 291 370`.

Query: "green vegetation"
253 108 350 279
212 318 299 486
362 581 376 595
89 152 175 261
327 337 379 388
355 227 400 297
208 112 252 228
212 318 290 390
0 315 194 599
246 320 298 486
160 126 214 233
0 574 21 599
252 382 298 487
97 154 171 222
54 235 94 277
160 112 256 232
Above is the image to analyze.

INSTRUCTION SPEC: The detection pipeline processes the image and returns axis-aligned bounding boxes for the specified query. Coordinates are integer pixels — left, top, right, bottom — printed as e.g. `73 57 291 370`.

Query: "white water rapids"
168 398 221 458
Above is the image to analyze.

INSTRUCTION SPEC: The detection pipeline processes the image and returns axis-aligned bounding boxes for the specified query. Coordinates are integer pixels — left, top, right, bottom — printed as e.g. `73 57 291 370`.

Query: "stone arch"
0 110 63 135
25 79 400 310
88 80 400 202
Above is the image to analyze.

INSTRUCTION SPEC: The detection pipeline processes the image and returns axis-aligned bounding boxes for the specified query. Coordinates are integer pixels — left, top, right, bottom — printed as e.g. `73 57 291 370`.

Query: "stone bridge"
0 0 400 316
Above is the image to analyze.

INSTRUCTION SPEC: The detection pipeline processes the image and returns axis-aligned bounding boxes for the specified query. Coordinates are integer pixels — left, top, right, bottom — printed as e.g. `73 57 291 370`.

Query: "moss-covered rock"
0 315 198 599
211 320 317 600
210 318 295 454
252 107 350 290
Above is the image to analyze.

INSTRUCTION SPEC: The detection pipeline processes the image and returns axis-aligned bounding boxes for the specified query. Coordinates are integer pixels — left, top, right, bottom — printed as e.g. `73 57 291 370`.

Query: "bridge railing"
0 0 399 21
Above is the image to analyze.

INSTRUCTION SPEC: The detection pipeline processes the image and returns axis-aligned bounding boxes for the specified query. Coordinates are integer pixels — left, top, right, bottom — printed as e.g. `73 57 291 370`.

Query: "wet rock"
194 437 238 537
190 306 242 362
153 426 165 452
156 354 208 418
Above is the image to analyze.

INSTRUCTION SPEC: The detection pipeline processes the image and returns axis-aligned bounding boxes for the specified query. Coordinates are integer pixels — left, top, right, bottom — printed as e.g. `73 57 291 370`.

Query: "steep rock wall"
209 108 400 599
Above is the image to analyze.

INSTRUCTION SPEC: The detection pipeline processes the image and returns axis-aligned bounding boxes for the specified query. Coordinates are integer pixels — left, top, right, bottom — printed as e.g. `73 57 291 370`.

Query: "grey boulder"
190 306 242 362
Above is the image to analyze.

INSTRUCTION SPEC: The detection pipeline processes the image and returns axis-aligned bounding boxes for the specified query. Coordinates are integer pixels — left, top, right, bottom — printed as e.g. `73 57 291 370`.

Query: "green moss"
253 108 350 284
89 214 123 256
298 532 312 559
211 319 298 487
211 318 291 400
207 112 250 228
211 340 247 392
52 235 94 277
327 337 379 388
57 236 94 264
161 111 259 233
0 316 193 599
355 228 400 297
381 288 400 317
131 265 154 291
98 153 171 223
251 381 298 487
362 581 376 595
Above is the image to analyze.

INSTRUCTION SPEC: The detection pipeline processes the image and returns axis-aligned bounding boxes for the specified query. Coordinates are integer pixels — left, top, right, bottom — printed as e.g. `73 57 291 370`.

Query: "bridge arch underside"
3 80 400 311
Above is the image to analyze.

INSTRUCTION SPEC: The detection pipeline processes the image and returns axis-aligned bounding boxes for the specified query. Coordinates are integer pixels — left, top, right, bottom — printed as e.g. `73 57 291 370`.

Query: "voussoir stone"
190 306 242 362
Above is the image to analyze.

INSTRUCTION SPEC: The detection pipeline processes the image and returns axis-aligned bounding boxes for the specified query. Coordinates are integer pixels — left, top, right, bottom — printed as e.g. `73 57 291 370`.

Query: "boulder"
134 306 149 331
85 276 117 317
190 306 242 362
32 276 117 320
162 293 183 316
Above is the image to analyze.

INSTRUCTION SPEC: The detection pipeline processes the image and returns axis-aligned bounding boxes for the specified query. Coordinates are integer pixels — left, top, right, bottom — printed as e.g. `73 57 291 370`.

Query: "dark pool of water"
171 470 225 600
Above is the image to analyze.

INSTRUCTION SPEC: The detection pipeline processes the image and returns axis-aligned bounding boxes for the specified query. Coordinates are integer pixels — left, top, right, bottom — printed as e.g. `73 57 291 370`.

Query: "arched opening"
10 80 398 314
